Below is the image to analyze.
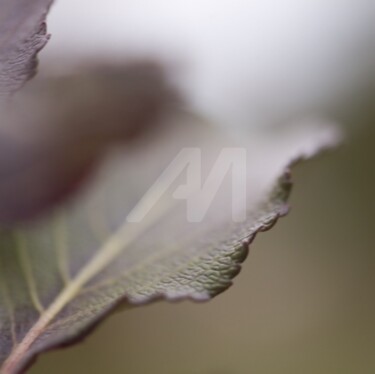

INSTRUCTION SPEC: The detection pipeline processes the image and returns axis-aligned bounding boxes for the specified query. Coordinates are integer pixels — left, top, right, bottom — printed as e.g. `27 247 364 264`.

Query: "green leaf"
0 93 340 373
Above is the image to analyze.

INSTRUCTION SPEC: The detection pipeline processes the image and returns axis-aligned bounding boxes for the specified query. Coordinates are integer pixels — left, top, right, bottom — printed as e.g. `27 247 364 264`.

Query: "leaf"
0 0 52 98
0 69 341 373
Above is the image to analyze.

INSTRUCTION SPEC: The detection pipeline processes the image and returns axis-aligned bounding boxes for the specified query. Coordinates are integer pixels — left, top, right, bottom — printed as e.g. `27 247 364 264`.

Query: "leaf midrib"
1 184 175 374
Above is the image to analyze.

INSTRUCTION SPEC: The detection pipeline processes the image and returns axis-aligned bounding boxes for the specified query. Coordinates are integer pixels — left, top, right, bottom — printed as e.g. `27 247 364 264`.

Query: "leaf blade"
0 71 341 373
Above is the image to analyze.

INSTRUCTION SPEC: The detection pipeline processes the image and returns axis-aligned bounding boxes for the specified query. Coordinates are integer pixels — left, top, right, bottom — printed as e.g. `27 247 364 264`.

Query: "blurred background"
30 0 375 373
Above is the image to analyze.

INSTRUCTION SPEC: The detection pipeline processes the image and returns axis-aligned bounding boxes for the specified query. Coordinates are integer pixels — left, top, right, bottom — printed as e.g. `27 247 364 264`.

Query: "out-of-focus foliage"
0 63 172 222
